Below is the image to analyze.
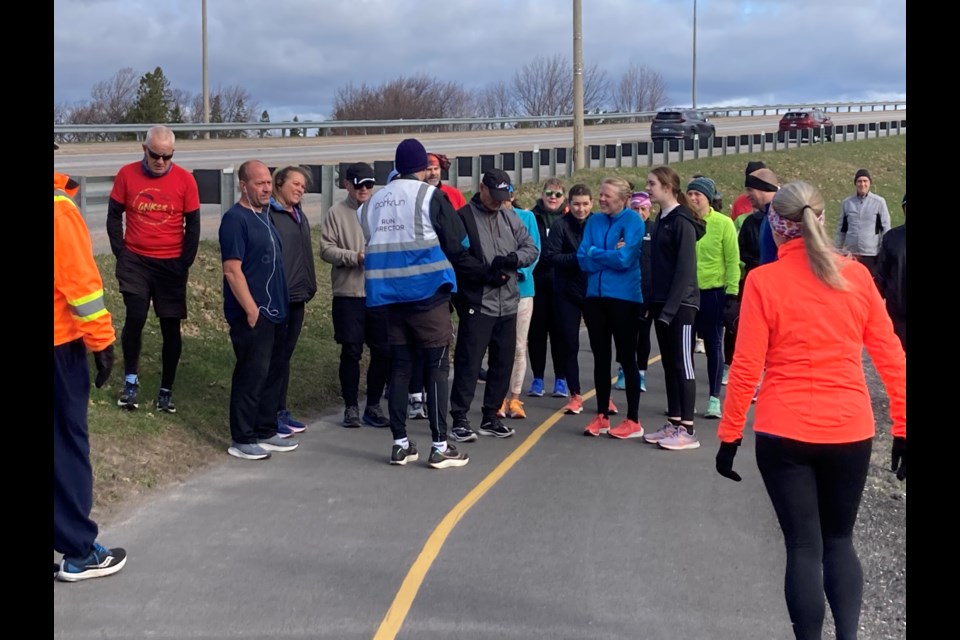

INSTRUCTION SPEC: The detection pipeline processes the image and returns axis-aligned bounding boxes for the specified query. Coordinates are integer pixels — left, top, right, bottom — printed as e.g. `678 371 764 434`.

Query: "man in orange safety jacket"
53 146 128 582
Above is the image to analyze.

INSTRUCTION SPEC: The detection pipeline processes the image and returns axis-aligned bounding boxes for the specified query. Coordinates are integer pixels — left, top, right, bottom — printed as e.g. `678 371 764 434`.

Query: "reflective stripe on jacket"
359 179 457 307
54 175 115 350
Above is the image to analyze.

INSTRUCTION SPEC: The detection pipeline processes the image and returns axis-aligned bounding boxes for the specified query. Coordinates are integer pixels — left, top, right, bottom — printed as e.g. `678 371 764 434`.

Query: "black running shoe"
428 443 469 469
390 440 419 466
479 415 515 438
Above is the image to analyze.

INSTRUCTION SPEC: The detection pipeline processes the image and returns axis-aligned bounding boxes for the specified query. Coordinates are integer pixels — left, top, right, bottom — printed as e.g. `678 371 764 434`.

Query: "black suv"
650 110 716 141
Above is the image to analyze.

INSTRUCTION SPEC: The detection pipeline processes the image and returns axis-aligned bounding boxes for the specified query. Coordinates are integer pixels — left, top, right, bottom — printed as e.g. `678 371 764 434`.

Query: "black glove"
715 439 743 482
491 252 519 271
92 344 115 389
486 269 511 287
723 295 740 331
891 436 906 481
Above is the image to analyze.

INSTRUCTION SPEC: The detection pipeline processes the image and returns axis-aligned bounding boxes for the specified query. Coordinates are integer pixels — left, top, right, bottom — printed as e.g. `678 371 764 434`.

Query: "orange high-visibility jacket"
54 173 115 351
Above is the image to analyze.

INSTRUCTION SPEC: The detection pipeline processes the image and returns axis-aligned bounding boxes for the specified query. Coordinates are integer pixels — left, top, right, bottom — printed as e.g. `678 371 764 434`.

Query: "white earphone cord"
244 187 281 318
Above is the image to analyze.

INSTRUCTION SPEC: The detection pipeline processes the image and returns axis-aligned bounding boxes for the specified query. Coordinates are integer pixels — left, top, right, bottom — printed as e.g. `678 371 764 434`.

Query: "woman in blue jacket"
577 177 645 440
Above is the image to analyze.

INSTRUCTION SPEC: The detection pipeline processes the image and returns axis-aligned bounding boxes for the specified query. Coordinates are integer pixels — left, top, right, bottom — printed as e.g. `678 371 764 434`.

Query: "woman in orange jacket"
715 181 906 640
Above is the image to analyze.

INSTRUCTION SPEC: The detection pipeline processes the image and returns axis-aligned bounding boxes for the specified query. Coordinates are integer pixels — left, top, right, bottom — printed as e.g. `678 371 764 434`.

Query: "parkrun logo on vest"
374 194 406 209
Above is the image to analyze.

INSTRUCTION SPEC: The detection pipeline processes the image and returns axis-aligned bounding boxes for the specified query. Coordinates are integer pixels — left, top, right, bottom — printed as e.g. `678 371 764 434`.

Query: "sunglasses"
543 190 564 198
354 180 375 190
145 146 174 162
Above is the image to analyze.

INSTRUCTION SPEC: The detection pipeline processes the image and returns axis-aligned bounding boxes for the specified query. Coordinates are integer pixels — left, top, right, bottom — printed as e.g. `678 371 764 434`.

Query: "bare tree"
59 68 139 141
190 85 257 137
611 63 668 114
473 80 517 129
90 67 139 125
511 53 608 126
331 75 472 134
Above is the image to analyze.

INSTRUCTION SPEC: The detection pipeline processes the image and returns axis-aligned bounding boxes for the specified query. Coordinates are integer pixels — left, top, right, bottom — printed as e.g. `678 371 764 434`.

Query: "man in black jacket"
874 193 906 352
448 169 539 442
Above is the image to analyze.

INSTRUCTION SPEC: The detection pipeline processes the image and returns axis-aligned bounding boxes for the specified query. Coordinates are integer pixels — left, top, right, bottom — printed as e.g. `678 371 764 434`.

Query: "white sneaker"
658 426 701 451
407 394 427 420
694 338 705 353
257 435 300 452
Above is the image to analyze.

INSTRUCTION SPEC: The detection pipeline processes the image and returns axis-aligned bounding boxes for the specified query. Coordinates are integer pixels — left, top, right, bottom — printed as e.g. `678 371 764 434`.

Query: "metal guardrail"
72 117 905 218
54 101 905 139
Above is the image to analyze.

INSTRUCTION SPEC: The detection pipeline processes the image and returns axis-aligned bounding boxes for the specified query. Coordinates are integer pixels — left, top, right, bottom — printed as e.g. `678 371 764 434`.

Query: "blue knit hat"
686 176 716 203
395 138 429 175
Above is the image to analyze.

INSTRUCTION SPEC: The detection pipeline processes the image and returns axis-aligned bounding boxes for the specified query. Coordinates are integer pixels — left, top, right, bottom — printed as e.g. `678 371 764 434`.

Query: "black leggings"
651 303 697 423
756 434 872 640
554 293 584 395
121 293 182 389
583 298 641 420
615 304 653 372
528 285 564 381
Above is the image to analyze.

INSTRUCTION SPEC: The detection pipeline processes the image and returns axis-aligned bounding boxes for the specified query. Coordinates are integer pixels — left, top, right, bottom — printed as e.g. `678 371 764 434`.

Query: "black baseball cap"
345 162 375 186
481 169 513 201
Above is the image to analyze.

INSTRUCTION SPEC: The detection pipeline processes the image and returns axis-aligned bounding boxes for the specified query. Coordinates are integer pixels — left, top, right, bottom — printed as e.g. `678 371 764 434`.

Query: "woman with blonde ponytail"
714 180 906 640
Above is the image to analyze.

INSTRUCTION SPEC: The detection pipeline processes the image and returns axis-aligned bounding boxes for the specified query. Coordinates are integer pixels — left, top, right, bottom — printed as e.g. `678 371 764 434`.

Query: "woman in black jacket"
642 166 706 451
541 184 593 417
268 166 318 434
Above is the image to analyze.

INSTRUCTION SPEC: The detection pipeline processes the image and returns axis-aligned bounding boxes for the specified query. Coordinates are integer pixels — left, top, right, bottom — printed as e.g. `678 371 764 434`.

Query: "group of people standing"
55 129 906 640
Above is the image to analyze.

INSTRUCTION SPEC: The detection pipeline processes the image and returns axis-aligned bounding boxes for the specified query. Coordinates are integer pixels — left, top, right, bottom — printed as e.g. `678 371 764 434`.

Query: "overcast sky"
53 0 906 122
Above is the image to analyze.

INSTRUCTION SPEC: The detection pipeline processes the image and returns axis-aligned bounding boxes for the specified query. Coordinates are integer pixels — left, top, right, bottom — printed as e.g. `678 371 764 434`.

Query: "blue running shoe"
527 378 545 397
276 421 296 438
613 368 625 390
552 378 569 398
278 409 307 433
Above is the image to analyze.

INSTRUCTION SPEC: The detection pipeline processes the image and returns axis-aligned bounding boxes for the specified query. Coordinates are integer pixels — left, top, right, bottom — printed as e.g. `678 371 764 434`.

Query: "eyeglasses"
543 190 563 198
354 181 375 190
145 146 174 162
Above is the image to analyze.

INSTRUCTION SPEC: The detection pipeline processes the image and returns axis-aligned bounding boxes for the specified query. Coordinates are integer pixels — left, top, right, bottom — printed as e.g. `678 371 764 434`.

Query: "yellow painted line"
372 354 662 639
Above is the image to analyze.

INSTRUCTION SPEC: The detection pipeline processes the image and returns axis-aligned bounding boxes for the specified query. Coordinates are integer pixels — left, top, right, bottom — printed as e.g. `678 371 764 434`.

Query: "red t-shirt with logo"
110 162 200 258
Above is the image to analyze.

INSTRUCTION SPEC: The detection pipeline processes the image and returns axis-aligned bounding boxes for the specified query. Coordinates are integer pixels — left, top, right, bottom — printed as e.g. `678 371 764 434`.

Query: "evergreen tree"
210 95 224 123
290 115 302 138
259 110 270 138
126 66 172 124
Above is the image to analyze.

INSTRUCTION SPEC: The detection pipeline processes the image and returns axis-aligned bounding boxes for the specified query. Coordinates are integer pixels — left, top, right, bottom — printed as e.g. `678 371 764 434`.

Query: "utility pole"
572 0 585 171
692 0 697 110
202 0 210 139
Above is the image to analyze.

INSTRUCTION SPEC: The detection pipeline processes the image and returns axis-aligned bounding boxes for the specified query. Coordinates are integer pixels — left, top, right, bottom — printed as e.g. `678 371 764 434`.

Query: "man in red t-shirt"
107 125 201 413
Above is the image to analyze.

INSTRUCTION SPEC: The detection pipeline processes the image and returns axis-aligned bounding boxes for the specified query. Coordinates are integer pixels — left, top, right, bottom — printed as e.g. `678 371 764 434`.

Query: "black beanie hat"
395 138 429 175
855 169 871 182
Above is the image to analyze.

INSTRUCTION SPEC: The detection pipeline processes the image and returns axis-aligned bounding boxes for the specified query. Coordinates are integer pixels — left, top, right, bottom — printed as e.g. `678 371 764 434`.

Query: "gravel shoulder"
827 354 906 639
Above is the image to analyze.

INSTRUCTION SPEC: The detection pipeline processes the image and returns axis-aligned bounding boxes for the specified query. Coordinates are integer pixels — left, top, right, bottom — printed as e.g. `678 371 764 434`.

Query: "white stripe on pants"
509 297 534 395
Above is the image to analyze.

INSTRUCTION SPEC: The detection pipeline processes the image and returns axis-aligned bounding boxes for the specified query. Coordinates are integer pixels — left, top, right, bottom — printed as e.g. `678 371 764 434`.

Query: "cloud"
54 0 906 121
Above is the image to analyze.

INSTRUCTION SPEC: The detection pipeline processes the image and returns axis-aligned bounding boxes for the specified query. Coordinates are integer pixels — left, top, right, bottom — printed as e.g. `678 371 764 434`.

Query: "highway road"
54 111 905 177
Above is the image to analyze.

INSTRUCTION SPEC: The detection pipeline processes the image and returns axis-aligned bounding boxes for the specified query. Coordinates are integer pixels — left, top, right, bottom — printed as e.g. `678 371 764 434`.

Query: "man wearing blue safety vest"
359 138 487 469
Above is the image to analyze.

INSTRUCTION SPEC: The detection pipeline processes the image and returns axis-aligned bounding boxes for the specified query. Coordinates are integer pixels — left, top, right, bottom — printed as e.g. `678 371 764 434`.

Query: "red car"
778 109 834 140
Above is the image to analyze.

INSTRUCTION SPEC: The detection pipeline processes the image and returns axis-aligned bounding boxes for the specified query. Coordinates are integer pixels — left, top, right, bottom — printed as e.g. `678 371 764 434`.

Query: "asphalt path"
53 338 793 640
